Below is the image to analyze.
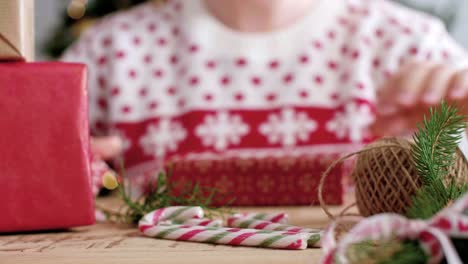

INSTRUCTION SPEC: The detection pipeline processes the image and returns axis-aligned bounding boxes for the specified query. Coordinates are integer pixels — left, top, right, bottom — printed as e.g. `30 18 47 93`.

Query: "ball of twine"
319 137 468 219
353 138 419 216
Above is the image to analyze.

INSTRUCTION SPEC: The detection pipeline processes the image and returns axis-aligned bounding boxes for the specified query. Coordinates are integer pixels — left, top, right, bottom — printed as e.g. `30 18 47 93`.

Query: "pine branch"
408 101 467 219
412 101 465 184
345 239 428 264
337 103 467 263
378 241 427 264
103 163 233 224
407 185 449 219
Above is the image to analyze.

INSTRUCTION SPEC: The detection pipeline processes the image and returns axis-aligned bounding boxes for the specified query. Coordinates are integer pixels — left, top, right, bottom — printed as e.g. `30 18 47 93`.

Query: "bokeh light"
67 0 88 19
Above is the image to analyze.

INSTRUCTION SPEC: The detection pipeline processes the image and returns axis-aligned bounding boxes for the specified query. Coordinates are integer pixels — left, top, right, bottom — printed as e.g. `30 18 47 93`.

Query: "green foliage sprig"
339 102 467 264
408 101 467 219
345 239 428 264
100 164 233 224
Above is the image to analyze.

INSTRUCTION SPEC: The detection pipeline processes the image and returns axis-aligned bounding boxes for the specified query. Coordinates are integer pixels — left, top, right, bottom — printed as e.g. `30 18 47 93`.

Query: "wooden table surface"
0 197 350 264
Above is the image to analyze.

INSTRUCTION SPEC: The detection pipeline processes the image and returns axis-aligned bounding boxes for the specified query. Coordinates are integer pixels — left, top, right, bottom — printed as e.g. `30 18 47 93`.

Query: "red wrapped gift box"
0 62 94 232
169 155 343 206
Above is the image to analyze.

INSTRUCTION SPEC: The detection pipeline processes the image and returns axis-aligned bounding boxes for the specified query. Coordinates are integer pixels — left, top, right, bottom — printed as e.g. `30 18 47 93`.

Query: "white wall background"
34 0 468 60
396 0 468 47
451 0 468 47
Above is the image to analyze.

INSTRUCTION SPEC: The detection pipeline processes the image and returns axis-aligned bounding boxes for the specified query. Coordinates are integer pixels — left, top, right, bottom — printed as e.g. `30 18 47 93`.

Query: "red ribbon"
321 193 468 264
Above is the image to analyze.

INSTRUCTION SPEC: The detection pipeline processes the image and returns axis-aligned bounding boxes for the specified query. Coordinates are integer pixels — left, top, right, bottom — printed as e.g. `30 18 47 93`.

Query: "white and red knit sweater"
63 0 467 197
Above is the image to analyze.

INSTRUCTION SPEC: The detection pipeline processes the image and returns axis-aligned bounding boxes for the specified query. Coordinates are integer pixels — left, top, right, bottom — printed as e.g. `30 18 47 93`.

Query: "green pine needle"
343 102 466 263
407 101 467 219
378 241 428 264
343 239 428 264
102 162 234 224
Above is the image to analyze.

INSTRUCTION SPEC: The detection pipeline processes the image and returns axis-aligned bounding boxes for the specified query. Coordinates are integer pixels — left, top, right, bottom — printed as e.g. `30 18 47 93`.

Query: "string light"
67 0 88 19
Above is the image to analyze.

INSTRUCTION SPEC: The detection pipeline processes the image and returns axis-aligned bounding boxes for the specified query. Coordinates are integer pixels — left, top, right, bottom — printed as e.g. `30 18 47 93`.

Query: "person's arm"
370 2 468 135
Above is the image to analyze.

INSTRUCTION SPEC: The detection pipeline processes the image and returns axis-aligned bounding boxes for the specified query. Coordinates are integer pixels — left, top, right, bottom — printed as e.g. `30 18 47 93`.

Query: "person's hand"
90 136 123 160
373 62 468 136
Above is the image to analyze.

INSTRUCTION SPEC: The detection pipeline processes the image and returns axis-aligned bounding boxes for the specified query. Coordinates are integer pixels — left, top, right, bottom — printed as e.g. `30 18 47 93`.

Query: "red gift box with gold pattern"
0 62 94 232
168 154 344 206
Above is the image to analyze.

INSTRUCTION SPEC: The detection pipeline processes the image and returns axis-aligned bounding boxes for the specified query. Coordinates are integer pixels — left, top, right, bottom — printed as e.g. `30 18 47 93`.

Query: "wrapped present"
0 0 34 61
168 155 344 206
0 62 94 232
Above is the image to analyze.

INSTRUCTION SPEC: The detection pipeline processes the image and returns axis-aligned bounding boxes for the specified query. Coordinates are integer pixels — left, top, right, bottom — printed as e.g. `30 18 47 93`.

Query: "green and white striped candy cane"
139 223 308 250
233 212 288 224
227 216 322 247
173 218 223 227
144 206 204 225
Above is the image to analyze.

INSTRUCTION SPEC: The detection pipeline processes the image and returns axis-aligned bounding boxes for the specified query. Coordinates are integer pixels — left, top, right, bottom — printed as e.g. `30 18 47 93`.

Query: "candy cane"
140 224 308 250
227 216 322 247
233 212 288 224
175 218 223 227
139 206 204 231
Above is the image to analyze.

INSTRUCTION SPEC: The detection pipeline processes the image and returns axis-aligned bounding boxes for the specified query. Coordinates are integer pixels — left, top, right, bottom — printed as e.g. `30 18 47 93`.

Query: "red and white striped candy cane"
227 216 317 233
139 206 204 230
321 193 468 264
233 212 288 224
227 216 322 247
139 223 308 250
176 218 223 227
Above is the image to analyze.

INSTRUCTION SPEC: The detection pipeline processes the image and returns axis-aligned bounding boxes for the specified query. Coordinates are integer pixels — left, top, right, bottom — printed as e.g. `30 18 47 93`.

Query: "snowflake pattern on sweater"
326 102 374 142
63 0 467 193
139 118 187 158
259 108 318 147
195 111 250 151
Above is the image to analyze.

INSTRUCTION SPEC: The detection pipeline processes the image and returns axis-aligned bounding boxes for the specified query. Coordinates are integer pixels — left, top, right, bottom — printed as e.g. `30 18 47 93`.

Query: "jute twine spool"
354 138 419 216
319 137 468 220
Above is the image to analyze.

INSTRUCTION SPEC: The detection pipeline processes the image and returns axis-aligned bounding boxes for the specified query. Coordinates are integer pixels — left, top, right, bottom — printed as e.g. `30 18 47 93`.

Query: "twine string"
318 142 409 220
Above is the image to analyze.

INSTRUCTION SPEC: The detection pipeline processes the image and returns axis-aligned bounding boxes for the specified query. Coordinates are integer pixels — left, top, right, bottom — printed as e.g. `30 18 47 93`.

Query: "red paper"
0 62 94 232
168 155 343 206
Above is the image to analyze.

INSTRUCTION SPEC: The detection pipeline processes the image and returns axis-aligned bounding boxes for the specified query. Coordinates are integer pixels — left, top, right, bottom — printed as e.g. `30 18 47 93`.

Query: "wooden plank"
0 198 353 264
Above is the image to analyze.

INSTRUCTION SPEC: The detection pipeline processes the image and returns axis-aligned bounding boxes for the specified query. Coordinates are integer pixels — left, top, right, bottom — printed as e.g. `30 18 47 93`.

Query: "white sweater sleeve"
362 1 468 90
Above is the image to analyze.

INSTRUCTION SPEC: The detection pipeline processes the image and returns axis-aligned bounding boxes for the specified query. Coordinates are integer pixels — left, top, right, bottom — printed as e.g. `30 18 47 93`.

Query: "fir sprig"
101 164 234 224
378 241 428 264
408 101 467 219
345 239 428 264
339 102 467 264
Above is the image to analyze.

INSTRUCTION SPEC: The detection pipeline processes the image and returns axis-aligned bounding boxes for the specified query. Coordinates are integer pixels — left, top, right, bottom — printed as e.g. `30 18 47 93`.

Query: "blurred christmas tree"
45 0 150 58
45 0 460 59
